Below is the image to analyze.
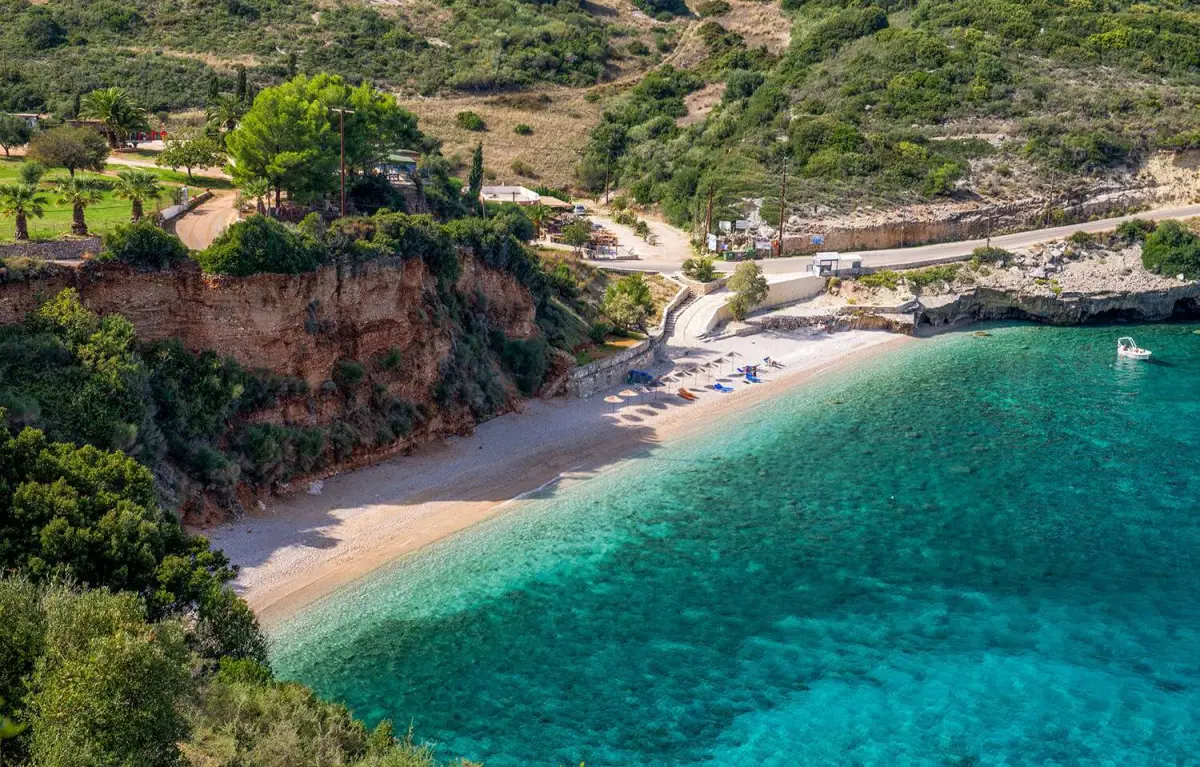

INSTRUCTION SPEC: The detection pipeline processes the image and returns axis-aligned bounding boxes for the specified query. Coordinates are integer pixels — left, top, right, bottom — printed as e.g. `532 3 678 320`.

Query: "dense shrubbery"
1141 221 1200 280
682 256 718 282
100 220 189 269
601 272 654 330
0 573 453 766
858 270 900 290
0 419 262 662
581 0 1200 226
697 0 730 17
195 216 325 276
0 0 618 111
455 111 487 131
1115 218 1157 244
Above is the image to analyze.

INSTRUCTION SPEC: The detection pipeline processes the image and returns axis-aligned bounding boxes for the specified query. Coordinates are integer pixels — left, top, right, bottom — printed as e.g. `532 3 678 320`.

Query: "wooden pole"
331 107 355 218
339 109 346 218
705 187 713 237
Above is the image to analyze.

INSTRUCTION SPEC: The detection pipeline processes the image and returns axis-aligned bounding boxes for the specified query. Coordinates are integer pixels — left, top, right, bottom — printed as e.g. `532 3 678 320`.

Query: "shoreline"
210 331 916 628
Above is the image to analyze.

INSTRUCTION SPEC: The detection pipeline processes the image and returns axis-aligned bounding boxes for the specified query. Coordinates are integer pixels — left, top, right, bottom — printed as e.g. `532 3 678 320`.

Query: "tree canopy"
225 74 424 208
27 126 109 178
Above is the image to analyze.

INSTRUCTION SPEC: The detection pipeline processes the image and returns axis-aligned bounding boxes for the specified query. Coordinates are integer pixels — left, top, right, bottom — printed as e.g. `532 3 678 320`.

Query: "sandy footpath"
208 330 914 627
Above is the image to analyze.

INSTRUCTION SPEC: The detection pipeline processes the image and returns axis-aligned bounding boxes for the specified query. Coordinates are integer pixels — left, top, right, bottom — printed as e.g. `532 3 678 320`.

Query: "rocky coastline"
753 234 1200 335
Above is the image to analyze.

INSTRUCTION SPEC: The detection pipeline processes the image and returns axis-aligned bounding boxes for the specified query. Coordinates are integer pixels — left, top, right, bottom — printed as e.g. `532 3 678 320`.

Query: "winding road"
586 202 1200 275
174 192 240 250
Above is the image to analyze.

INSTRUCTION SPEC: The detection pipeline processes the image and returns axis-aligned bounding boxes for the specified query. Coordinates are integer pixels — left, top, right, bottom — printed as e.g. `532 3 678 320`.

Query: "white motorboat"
1117 336 1152 360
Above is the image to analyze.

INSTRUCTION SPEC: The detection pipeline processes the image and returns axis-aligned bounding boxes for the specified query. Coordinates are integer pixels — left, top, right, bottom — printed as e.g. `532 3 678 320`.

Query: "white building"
479 185 542 205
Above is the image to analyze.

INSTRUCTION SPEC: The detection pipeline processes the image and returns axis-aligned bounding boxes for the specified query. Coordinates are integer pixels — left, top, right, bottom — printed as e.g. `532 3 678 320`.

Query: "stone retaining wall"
677 275 728 296
568 282 689 398
0 237 103 261
567 339 656 398
754 311 915 335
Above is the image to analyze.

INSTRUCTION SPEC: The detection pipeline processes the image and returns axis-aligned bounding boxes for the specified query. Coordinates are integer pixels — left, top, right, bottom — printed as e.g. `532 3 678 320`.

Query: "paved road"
586 202 1200 275
175 192 239 250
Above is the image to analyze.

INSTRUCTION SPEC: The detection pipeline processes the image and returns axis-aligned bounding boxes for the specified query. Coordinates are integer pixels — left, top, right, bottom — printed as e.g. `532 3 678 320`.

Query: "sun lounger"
677 388 698 401
712 383 734 393
745 374 762 384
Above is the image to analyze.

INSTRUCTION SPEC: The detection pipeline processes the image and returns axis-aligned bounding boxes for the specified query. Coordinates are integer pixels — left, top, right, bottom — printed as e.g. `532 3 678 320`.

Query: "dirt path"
174 191 239 250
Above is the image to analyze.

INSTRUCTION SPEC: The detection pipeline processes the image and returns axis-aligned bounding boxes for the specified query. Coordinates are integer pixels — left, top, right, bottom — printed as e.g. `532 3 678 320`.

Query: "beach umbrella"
604 395 623 413
619 389 639 399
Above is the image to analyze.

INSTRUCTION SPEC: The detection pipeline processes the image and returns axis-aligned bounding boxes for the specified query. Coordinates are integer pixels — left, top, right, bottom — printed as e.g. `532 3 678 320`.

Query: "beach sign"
719 220 732 233
735 220 750 230
811 234 825 245
706 233 718 251
755 240 771 251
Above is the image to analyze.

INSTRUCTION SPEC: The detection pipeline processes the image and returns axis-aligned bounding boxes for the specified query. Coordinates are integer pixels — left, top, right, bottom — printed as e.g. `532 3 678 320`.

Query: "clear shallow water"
273 324 1200 767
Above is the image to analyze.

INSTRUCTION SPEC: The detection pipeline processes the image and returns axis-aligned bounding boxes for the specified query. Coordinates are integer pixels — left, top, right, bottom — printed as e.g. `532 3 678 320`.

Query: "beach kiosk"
807 252 862 276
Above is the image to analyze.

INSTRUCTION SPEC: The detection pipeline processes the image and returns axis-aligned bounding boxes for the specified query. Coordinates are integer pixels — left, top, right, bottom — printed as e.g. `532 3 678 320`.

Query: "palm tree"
206 93 247 136
526 202 552 239
0 183 48 241
240 176 269 216
79 87 150 148
54 178 104 236
112 169 163 222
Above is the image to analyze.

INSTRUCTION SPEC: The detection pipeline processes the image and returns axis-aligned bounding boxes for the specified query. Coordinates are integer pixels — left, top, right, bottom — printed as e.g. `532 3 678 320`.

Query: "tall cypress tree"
207 73 220 102
468 143 484 215
235 66 248 103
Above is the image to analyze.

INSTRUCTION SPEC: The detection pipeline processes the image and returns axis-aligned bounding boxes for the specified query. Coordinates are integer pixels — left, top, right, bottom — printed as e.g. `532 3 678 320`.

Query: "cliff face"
917 285 1200 329
0 256 541 523
0 256 537 389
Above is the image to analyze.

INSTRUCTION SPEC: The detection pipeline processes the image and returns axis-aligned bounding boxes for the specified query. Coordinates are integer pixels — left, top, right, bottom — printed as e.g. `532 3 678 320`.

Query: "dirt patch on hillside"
679 82 725 126
401 89 604 190
715 0 792 53
118 47 261 70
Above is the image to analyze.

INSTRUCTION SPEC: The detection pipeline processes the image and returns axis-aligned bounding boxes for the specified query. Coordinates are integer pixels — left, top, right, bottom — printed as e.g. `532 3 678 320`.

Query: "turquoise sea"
272 323 1200 766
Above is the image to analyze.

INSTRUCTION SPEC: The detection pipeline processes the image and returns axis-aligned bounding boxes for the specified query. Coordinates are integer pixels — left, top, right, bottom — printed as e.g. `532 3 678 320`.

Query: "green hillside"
580 0 1200 224
0 0 641 112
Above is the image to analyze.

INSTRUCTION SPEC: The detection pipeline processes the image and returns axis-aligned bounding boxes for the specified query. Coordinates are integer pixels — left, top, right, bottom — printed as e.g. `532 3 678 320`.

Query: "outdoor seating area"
605 353 787 414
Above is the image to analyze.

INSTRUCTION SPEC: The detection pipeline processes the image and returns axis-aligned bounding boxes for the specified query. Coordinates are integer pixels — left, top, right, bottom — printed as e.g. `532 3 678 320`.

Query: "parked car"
573 203 588 216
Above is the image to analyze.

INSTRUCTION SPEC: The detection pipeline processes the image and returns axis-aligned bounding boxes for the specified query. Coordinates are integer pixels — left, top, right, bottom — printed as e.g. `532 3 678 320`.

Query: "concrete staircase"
659 292 696 344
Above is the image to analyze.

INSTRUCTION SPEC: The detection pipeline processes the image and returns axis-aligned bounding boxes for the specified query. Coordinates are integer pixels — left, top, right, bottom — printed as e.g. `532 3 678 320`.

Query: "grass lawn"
573 333 646 365
113 163 235 191
0 158 175 243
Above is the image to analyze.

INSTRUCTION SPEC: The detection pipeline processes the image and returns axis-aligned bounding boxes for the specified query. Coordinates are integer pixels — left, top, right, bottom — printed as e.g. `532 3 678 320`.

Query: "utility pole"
604 163 610 207
331 107 355 218
705 187 714 237
777 158 789 257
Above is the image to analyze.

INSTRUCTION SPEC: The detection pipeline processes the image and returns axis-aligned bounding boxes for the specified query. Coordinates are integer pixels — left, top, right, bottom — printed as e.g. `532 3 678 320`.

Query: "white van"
573 204 588 216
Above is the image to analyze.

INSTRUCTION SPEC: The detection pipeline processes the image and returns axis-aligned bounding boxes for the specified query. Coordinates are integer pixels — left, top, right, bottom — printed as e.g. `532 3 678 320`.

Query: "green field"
109 163 236 191
0 157 228 243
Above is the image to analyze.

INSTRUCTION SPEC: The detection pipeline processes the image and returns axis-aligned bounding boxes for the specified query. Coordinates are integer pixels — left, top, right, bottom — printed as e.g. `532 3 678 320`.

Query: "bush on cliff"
1141 220 1200 279
497 335 549 396
100 220 189 270
195 216 325 276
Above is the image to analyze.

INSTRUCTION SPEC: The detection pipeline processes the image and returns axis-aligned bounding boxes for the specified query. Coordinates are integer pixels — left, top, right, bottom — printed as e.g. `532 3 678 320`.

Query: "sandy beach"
209 329 915 627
